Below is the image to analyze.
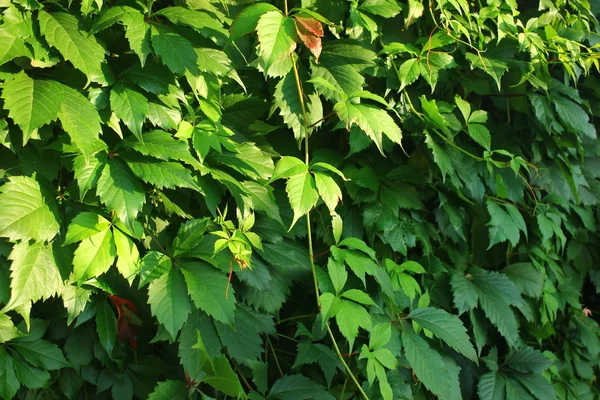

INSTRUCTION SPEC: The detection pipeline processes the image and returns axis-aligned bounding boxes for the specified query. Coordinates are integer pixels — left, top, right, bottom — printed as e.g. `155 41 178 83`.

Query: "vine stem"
290 45 370 400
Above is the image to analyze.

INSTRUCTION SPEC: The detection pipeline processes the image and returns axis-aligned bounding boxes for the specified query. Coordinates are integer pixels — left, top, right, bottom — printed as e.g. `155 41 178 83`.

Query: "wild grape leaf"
148 381 187 400
335 299 372 350
125 158 201 192
38 11 108 83
0 347 19 400
477 372 505 400
195 48 244 89
122 62 172 95
0 176 60 243
256 11 297 76
12 356 50 389
311 58 364 102
0 27 31 66
96 158 146 224
172 218 209 257
121 10 152 66
181 262 236 326
402 328 452 398
398 58 420 90
268 374 334 400
359 0 403 17
148 269 192 338
425 133 454 182
314 172 342 214
138 251 172 288
58 84 107 161
486 200 526 248
95 297 117 354
113 228 139 282
1 73 62 143
286 172 319 229
243 181 283 224
11 340 69 370
72 225 116 283
450 273 479 314
409 307 478 362
553 96 596 139
72 152 107 200
465 53 508 90
271 156 307 181
110 82 148 142
334 101 402 154
151 25 198 75
505 346 553 374
502 263 543 298
230 2 280 40
211 143 274 180
513 372 558 400
5 242 62 310
467 123 491 150
155 7 228 42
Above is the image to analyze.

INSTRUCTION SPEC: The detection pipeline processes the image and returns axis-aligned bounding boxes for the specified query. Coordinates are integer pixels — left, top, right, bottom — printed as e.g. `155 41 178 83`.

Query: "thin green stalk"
290 48 370 400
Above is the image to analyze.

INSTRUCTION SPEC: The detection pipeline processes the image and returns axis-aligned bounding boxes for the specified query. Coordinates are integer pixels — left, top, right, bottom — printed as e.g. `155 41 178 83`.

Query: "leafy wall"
0 0 599 399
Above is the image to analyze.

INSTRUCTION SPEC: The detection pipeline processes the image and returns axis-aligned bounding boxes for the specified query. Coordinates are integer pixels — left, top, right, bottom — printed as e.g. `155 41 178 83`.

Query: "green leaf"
502 263 543 298
1 74 62 143
110 82 149 142
486 200 526 248
65 212 110 247
148 269 191 338
408 307 478 362
230 2 280 40
327 258 347 294
138 251 172 287
314 172 342 214
126 158 200 192
513 373 558 400
256 11 297 76
97 158 146 224
341 289 374 305
369 323 392 349
13 357 50 389
268 374 334 400
172 218 209 257
335 299 372 350
504 346 552 373
467 123 491 150
450 273 479 314
73 152 107 199
5 242 61 309
148 380 187 400
465 53 508 91
0 176 60 242
402 328 452 398
11 340 69 370
181 262 236 326
72 225 115 283
0 315 24 343
0 347 19 400
0 27 31 66
397 58 420 90
271 156 307 181
286 172 319 229
477 372 505 400
95 297 117 354
113 228 139 282
38 11 108 83
553 96 596 139
58 84 107 161
334 101 402 154
424 132 454 182
151 25 198 75
154 7 228 41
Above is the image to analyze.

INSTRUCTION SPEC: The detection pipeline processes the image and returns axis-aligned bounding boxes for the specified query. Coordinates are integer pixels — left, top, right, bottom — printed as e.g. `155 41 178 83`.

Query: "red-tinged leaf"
109 295 141 349
294 16 324 37
294 17 323 62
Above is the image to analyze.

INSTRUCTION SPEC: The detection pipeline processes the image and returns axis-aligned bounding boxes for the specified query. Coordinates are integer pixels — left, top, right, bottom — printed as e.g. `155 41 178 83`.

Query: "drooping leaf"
72 224 115 283
147 380 187 400
0 347 19 400
286 172 319 229
95 297 117 354
110 82 149 142
230 2 280 40
268 374 334 400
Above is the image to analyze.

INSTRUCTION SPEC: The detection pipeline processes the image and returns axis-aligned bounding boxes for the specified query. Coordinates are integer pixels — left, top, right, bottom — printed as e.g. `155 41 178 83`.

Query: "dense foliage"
0 0 599 398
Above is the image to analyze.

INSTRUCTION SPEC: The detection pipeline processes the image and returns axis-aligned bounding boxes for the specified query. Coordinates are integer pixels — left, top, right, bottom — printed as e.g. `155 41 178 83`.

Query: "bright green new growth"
0 0 598 399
